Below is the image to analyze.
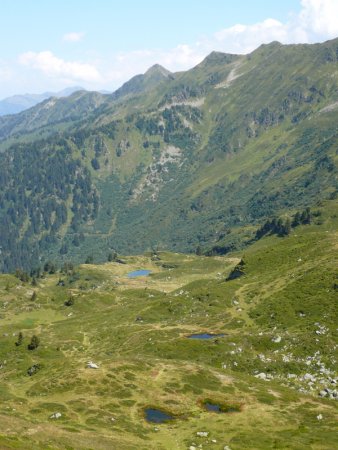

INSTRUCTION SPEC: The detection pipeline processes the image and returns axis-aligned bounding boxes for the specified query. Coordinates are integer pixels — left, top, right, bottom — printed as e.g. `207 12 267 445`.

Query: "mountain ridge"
0 38 337 271
0 86 86 116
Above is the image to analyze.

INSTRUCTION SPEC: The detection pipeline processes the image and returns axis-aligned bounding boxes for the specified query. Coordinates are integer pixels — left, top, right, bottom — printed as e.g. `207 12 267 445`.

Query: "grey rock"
27 364 41 376
255 372 267 380
87 361 99 369
196 431 209 437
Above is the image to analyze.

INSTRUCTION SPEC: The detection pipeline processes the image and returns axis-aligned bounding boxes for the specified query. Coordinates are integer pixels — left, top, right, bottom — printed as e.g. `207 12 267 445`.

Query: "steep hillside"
0 39 337 271
0 202 337 449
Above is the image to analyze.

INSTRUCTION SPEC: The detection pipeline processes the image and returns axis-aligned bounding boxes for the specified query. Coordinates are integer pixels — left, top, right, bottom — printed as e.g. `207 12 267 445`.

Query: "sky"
0 0 338 99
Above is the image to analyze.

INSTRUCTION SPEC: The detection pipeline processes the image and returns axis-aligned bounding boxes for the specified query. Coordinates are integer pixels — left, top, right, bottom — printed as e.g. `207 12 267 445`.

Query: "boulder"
255 372 267 380
196 431 209 437
27 364 41 376
87 361 99 369
303 373 316 382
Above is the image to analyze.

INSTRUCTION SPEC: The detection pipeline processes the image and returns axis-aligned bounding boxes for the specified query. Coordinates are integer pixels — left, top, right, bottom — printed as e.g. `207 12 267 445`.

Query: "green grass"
0 204 337 448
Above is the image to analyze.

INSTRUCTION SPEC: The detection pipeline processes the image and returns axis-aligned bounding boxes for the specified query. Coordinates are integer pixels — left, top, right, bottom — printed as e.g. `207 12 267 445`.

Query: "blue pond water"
204 402 221 412
187 333 225 339
127 269 151 278
144 408 174 423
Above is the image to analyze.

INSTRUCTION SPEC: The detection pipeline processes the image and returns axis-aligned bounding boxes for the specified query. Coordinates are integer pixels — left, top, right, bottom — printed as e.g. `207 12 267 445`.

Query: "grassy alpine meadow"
0 202 337 449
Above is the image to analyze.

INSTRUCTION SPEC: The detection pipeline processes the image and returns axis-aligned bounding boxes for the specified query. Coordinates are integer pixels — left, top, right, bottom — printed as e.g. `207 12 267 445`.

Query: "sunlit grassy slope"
0 201 337 449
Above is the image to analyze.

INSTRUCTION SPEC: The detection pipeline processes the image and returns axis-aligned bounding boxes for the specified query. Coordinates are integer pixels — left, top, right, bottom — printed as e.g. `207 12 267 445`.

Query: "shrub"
28 335 40 350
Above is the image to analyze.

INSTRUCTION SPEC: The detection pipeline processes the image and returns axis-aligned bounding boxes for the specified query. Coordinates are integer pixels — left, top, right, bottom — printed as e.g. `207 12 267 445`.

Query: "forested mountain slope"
0 39 337 272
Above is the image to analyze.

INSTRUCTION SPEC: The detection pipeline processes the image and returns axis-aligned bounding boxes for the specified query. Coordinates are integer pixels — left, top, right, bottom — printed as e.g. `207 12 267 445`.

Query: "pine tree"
44 261 57 274
28 335 40 350
292 211 301 227
284 217 291 236
300 207 311 224
64 294 74 307
15 332 23 346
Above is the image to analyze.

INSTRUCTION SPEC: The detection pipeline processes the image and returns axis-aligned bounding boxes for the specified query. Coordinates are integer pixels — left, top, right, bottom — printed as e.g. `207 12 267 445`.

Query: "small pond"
205 402 222 412
187 333 225 339
144 408 174 423
127 269 151 278
203 401 241 413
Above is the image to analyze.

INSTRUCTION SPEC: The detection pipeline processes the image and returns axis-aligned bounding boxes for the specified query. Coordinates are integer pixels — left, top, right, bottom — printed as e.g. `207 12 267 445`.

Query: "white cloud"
299 0 338 38
107 44 206 84
212 0 338 54
18 51 101 82
213 19 293 54
63 32 85 42
160 44 205 68
114 44 204 70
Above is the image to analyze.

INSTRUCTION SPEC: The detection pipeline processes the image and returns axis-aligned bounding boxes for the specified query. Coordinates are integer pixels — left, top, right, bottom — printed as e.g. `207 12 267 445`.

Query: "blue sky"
0 0 337 98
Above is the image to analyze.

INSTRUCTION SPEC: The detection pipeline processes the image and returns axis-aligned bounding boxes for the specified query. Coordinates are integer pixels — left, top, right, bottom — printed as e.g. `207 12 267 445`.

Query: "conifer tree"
15 332 23 346
28 335 40 350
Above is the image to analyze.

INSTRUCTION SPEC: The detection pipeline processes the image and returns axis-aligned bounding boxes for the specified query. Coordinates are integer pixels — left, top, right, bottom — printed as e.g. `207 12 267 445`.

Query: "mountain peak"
250 41 283 57
197 50 240 68
112 64 172 100
145 64 171 77
259 40 282 48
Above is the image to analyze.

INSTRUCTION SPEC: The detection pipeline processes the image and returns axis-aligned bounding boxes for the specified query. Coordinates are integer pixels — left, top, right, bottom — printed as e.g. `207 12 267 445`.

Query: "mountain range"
0 38 337 272
0 86 88 116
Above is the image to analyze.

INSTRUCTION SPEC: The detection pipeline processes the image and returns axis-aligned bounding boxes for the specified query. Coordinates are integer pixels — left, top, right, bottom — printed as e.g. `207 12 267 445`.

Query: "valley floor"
0 203 337 449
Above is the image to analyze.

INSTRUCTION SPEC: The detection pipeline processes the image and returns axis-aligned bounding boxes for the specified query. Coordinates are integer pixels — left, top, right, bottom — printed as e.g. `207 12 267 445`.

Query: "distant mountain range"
0 38 337 271
0 87 87 116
